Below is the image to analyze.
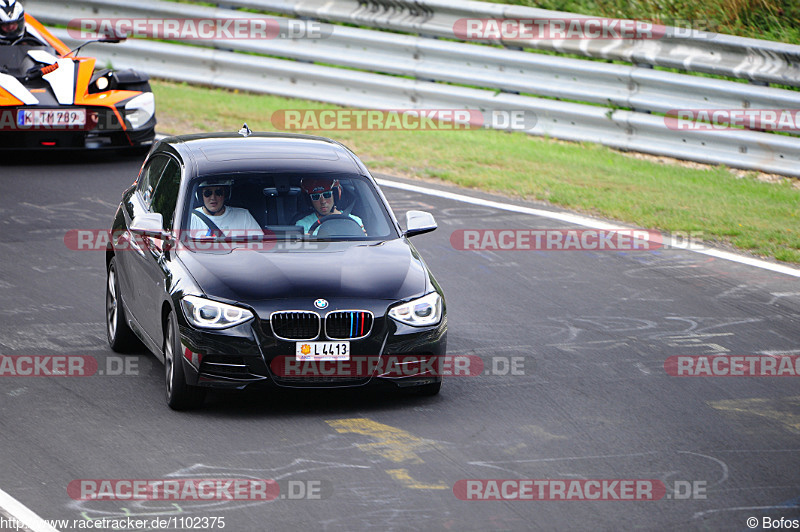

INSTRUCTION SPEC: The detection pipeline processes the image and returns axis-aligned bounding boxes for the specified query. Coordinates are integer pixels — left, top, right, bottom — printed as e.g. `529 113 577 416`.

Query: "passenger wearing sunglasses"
189 180 261 237
297 178 365 235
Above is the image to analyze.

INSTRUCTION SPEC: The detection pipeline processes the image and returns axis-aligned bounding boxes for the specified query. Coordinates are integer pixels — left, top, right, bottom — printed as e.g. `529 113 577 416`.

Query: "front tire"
106 257 141 352
164 311 206 410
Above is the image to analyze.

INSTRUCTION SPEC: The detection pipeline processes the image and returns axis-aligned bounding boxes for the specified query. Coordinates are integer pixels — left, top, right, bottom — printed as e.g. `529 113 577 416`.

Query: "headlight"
89 71 115 93
388 292 442 327
124 92 155 129
180 295 253 330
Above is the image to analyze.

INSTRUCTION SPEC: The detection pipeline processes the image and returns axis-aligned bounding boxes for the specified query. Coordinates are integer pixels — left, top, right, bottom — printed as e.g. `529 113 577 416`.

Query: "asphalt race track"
1 152 799 531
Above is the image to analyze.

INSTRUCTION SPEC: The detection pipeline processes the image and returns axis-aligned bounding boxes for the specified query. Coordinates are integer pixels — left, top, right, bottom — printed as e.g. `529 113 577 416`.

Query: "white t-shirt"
189 206 262 237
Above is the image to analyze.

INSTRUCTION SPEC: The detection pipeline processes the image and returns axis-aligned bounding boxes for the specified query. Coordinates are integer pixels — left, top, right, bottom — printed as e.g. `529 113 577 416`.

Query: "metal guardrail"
33 0 800 115
176 0 800 87
25 0 800 177
49 30 800 177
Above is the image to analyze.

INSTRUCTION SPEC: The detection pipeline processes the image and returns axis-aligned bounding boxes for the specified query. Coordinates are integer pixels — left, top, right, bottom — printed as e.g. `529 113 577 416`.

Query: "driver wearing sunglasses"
297 178 366 235
189 179 262 237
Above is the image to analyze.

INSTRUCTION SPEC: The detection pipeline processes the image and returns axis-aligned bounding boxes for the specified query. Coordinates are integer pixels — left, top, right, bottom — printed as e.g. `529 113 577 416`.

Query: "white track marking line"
0 487 59 532
377 178 800 279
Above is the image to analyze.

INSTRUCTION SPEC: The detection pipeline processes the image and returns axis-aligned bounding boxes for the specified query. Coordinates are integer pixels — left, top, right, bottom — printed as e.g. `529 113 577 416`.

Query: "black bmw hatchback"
105 129 447 409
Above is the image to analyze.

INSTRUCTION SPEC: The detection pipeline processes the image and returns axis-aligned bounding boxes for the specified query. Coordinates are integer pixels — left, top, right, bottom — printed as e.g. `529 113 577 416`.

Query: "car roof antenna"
238 123 252 137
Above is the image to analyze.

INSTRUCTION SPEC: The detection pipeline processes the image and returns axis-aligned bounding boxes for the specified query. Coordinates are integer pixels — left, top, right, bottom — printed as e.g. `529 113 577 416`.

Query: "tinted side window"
150 160 181 230
137 155 169 207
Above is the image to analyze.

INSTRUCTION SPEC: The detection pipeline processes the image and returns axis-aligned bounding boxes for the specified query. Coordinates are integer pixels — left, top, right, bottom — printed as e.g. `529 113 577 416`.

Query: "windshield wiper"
183 234 265 243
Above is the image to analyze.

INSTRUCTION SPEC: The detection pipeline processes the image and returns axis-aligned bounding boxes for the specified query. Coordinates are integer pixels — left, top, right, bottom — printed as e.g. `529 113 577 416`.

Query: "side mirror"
404 210 437 237
64 33 126 58
130 213 166 238
100 32 127 44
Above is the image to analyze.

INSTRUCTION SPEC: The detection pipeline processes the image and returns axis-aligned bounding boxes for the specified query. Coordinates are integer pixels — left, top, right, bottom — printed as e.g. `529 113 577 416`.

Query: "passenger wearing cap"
189 180 262 237
297 178 366 235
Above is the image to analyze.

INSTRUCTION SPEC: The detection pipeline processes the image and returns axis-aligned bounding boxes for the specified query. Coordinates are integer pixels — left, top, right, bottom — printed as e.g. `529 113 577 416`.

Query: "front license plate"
17 109 86 127
295 341 350 361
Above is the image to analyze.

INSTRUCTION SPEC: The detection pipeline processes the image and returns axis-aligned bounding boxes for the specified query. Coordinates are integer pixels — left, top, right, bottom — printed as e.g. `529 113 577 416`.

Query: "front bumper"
177 310 447 391
0 106 155 149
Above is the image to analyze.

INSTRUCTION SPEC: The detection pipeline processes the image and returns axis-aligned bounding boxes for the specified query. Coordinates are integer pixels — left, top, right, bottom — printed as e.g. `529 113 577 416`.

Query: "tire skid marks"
0 323 106 353
452 314 798 380
13 199 116 226
538 315 800 379
466 450 730 491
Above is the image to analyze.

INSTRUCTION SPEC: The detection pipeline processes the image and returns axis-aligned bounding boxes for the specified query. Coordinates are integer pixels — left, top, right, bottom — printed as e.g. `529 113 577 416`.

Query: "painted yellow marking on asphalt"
385 469 448 490
521 425 568 441
708 396 800 434
504 443 527 455
326 418 432 464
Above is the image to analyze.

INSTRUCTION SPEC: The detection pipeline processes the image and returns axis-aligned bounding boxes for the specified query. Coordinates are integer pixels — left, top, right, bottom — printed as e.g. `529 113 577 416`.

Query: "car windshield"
0 43 58 78
179 172 398 245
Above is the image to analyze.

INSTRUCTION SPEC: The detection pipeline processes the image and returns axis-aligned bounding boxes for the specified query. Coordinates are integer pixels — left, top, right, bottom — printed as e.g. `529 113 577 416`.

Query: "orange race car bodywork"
0 14 156 149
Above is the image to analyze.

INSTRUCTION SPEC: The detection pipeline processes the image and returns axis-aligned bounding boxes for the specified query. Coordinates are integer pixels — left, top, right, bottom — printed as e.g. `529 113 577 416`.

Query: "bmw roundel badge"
314 299 329 310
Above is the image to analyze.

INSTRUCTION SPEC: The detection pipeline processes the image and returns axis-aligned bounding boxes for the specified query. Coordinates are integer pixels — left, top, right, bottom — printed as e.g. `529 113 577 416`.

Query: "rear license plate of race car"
295 341 350 361
17 109 86 127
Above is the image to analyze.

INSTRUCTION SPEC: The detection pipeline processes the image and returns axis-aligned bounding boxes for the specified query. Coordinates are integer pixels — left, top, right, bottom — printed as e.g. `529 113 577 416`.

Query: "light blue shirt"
297 212 365 235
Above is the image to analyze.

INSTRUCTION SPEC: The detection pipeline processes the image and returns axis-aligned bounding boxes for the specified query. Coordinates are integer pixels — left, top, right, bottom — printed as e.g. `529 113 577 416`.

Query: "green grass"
153 80 800 264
